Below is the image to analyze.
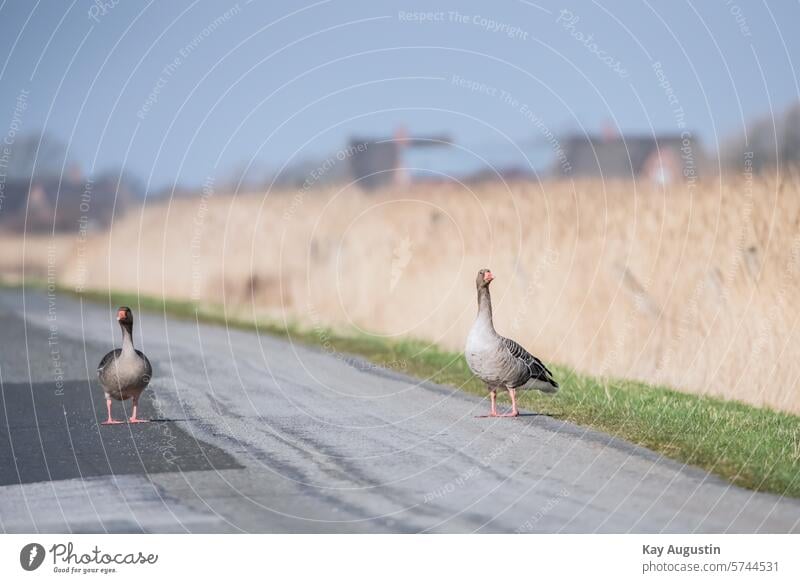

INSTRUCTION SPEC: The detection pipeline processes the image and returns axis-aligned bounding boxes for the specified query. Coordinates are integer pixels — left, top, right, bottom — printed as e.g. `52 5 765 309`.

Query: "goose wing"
97 348 122 373
500 337 558 388
136 350 153 384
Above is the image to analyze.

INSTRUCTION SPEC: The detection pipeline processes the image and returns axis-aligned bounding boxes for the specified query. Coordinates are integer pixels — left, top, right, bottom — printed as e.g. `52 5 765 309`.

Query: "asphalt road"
1 287 798 533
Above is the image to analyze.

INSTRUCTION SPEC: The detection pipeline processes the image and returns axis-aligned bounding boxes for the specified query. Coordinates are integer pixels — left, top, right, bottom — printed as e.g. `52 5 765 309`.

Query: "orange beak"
483 271 494 282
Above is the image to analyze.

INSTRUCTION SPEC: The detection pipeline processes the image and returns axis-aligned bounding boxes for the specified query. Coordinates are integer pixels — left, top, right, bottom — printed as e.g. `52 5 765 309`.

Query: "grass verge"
9 281 800 498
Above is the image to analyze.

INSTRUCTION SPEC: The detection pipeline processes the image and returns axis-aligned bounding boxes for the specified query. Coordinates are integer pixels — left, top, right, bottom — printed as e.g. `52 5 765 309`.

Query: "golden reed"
3 173 799 413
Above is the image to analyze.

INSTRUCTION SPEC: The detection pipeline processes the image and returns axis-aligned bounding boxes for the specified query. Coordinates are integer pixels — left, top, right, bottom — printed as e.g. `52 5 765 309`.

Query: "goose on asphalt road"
97 306 152 424
465 268 559 417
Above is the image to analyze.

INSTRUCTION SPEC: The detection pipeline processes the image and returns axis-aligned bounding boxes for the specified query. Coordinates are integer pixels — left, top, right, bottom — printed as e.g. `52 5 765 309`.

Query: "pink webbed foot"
101 399 124 425
128 417 150 424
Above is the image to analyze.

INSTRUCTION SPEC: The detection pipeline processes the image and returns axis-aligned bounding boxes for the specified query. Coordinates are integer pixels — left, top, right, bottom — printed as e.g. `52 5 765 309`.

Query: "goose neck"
120 321 135 354
476 286 494 329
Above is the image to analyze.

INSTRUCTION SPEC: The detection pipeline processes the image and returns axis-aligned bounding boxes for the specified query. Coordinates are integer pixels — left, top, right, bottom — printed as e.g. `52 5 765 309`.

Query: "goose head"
117 306 133 327
476 268 494 289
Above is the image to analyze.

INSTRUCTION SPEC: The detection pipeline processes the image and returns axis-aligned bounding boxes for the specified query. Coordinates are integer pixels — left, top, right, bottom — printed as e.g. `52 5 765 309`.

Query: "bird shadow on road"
474 412 562 419
517 412 560 418
141 413 249 423
143 418 206 423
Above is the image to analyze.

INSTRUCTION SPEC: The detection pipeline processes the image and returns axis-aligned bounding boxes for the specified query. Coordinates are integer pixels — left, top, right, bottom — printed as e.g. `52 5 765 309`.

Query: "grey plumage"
97 348 152 401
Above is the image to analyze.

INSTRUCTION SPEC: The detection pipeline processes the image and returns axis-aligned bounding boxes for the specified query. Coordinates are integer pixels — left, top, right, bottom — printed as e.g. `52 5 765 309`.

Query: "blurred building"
346 128 703 189
561 133 702 184
348 128 453 190
0 175 129 233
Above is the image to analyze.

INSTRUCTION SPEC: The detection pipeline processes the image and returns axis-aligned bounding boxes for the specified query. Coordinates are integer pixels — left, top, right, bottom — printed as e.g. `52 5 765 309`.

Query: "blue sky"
1 0 798 190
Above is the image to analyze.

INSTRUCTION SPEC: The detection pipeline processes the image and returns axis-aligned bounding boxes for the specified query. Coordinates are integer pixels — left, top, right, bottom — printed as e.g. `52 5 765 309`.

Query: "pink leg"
489 388 498 417
128 395 148 423
101 398 123 425
501 388 520 417
129 395 149 424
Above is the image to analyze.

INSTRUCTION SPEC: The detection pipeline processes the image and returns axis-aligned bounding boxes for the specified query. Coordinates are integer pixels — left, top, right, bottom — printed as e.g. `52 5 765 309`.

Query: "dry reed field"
3 175 800 414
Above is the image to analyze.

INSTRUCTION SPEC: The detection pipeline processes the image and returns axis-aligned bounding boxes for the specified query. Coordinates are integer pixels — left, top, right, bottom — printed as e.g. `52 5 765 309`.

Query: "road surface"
0 287 798 533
